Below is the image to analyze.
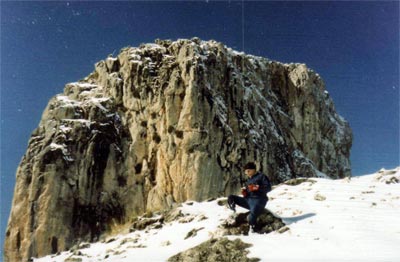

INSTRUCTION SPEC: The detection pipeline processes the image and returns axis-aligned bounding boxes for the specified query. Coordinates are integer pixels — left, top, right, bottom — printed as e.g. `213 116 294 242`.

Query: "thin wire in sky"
242 0 245 53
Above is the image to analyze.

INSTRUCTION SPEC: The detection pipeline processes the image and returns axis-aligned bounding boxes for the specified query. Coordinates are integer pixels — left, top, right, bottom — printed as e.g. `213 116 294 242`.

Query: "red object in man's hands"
241 187 248 197
248 184 259 192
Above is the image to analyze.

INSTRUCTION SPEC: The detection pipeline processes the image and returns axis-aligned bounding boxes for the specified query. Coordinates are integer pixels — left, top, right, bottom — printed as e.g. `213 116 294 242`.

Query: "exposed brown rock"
221 209 286 235
167 237 260 262
314 194 327 201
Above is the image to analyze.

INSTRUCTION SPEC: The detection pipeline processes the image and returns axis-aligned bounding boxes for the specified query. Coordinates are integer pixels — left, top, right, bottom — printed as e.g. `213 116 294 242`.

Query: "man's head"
243 162 257 177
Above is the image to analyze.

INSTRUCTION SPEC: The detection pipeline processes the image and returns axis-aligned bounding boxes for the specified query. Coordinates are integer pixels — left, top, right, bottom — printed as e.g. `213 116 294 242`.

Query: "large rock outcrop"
168 237 260 262
4 38 352 261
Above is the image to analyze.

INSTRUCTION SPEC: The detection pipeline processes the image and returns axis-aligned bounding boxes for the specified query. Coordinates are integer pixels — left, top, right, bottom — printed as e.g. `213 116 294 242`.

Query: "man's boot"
249 224 257 234
227 198 236 212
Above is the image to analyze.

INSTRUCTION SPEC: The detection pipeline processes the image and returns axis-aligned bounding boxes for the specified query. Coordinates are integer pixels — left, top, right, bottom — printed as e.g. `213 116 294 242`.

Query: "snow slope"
34 168 400 262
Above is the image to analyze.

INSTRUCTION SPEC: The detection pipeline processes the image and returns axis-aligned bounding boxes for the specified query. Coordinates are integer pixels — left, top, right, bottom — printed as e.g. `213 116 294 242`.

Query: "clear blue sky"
1 1 399 254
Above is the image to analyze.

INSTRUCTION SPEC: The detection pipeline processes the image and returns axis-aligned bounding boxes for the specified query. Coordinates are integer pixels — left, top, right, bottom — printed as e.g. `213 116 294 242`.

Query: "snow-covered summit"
34 167 400 262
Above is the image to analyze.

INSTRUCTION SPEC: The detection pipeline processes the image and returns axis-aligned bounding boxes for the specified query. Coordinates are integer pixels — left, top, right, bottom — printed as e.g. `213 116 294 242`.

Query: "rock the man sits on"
228 162 272 232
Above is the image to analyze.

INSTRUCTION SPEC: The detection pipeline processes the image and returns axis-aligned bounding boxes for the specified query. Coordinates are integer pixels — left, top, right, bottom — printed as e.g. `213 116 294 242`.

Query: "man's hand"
241 187 248 197
248 184 259 192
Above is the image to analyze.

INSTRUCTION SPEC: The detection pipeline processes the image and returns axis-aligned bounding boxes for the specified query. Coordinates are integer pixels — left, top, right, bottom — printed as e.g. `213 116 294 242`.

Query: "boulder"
222 209 286 235
168 237 260 262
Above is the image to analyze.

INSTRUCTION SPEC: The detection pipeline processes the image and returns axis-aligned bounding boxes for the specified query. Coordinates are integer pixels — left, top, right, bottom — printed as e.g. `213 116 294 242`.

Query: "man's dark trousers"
228 195 267 226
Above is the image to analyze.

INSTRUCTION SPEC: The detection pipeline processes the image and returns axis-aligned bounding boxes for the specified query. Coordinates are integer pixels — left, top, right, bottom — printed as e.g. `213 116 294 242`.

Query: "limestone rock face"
4 38 352 261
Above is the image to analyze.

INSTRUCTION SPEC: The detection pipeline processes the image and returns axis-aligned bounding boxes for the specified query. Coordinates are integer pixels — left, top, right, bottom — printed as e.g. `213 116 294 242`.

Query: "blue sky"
1 1 399 254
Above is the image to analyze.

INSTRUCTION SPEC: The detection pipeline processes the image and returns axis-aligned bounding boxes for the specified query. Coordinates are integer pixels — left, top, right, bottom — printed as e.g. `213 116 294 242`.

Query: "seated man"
228 162 272 233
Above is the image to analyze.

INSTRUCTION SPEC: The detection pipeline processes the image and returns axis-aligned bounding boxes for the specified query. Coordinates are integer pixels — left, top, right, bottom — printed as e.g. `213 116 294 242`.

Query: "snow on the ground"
245 167 400 262
34 167 400 262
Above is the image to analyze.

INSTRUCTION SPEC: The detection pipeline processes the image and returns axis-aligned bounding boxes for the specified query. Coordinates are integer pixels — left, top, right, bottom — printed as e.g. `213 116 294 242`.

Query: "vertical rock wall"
4 38 352 261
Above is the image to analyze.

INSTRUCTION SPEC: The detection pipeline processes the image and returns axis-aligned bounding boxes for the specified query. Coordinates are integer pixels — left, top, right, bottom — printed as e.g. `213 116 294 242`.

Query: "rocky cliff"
4 38 352 261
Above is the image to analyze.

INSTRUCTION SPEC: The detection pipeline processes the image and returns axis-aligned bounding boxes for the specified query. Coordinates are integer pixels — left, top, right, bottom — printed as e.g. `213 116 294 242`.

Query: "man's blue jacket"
244 172 271 199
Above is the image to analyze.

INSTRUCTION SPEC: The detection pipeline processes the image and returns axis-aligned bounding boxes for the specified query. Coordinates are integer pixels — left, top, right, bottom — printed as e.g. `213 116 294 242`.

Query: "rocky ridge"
4 38 352 261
